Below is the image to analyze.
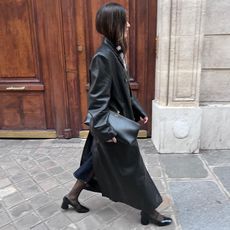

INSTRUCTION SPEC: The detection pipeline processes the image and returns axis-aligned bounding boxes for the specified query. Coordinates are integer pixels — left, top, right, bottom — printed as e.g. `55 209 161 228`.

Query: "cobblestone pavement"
0 138 229 230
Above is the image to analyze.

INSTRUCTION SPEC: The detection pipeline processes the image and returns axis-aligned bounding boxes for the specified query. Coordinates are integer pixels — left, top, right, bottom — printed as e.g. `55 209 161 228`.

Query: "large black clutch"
108 111 140 144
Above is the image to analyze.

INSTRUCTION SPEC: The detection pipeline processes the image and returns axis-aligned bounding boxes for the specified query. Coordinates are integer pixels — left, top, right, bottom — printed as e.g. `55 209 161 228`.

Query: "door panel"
0 0 36 78
0 0 70 138
0 93 45 129
0 0 47 132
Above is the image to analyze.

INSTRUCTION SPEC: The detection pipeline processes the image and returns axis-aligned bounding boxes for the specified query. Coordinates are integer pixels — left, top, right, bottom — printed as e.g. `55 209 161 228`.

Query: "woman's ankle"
66 194 77 201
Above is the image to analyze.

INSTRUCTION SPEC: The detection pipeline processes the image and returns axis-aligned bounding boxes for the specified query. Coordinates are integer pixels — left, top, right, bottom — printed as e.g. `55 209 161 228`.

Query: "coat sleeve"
85 54 117 141
131 96 147 122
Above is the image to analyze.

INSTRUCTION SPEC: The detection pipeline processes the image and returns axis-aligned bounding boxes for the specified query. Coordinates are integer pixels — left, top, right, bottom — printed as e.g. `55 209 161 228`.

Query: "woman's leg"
61 180 90 213
66 180 87 200
61 155 94 213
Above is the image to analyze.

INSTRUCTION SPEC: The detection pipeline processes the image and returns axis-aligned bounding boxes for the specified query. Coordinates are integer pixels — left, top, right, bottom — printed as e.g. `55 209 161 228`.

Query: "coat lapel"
103 39 126 70
103 39 130 85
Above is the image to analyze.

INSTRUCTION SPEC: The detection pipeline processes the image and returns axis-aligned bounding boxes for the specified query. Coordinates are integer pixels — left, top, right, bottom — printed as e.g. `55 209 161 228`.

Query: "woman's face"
125 21 130 38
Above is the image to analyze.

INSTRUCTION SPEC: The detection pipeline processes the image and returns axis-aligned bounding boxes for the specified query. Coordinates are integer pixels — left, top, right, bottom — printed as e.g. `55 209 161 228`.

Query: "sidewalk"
0 138 229 230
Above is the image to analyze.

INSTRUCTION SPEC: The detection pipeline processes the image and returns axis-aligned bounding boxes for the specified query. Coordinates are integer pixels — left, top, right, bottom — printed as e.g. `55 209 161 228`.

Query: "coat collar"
103 38 125 69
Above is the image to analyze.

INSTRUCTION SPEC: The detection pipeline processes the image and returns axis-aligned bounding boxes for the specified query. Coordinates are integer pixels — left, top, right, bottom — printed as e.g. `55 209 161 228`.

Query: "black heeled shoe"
140 210 172 226
61 196 89 213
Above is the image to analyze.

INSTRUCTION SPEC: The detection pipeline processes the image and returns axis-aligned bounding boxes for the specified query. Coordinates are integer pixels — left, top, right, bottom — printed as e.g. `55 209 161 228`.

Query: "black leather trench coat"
81 39 162 213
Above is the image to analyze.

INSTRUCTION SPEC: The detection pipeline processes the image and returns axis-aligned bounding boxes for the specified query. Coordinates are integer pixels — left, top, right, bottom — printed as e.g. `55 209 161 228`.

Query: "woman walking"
61 2 172 227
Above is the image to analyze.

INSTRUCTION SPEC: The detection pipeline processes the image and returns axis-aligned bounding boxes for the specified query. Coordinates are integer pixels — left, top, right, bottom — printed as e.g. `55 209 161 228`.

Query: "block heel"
61 197 69 210
141 211 150 225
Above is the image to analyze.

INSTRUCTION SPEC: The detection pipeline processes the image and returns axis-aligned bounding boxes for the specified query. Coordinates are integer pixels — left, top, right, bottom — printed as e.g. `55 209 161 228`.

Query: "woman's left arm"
131 96 148 123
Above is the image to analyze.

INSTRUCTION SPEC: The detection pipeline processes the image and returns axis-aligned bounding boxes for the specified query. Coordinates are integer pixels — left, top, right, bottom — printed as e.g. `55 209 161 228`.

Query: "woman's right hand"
106 137 117 143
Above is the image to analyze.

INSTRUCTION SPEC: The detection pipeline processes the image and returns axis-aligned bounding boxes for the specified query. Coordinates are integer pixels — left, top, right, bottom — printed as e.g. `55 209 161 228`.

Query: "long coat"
81 38 162 213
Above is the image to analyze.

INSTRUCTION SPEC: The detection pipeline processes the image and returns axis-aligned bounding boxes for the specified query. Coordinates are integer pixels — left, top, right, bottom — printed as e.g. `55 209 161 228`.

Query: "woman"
61 2 172 227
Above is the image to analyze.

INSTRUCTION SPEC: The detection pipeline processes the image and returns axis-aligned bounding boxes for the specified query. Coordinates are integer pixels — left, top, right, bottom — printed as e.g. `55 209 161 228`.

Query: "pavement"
0 138 230 230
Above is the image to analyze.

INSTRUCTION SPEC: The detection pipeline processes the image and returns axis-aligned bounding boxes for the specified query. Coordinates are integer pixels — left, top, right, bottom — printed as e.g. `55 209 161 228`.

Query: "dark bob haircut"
96 2 127 53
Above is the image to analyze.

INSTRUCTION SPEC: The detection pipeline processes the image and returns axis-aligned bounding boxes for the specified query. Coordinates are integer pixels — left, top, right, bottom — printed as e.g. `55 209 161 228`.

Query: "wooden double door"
0 0 157 138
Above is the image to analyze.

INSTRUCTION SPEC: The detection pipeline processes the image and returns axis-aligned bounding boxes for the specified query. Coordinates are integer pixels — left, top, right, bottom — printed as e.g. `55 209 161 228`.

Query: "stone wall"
153 0 230 152
200 0 230 149
200 0 230 103
152 0 205 153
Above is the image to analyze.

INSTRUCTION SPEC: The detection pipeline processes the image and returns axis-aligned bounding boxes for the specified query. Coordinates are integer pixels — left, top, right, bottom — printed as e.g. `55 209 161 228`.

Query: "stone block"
45 213 71 230
147 165 163 178
29 193 52 210
203 35 230 68
3 191 24 208
200 70 230 102
37 202 60 219
1 159 18 170
0 167 6 176
143 154 159 166
103 211 140 230
213 166 230 193
169 181 230 230
39 160 57 169
0 178 11 188
155 70 170 105
15 179 35 190
171 0 202 36
36 156 50 163
18 184 42 199
76 215 102 230
10 173 29 184
0 186 17 199
173 36 198 69
55 171 74 184
205 0 230 34
157 37 171 70
78 190 95 202
84 195 111 211
0 224 16 230
0 211 11 228
201 150 230 166
46 186 66 201
168 34 201 103
31 223 49 230
109 202 132 215
33 172 50 182
152 101 202 153
200 105 230 149
8 202 33 219
153 179 167 193
28 165 45 176
6 165 26 177
95 207 119 223
169 70 197 100
157 0 171 37
63 208 90 223
160 154 208 178
38 177 60 191
13 212 40 229
47 166 64 176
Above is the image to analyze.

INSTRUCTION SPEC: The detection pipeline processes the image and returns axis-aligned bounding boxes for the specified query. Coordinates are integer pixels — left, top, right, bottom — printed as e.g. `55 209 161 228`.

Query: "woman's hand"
106 137 117 143
140 116 148 124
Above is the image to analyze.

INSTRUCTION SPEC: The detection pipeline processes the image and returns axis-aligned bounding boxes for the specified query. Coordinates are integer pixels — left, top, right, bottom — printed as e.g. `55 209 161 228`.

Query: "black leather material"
131 96 147 122
87 110 140 145
79 38 162 213
108 111 140 144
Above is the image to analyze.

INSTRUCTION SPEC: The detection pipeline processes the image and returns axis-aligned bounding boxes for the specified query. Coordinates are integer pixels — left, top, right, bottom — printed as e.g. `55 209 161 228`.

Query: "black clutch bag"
108 111 140 144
